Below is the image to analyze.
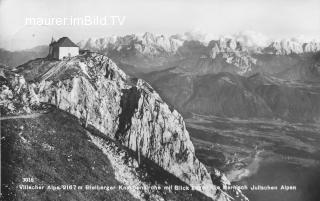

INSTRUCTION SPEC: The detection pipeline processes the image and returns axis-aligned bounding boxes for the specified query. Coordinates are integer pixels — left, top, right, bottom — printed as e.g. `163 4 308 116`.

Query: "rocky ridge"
265 39 320 55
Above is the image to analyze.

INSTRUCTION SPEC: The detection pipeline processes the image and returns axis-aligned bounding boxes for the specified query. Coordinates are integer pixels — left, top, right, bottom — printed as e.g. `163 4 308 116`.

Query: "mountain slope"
1 108 139 201
2 107 225 201
1 52 245 200
144 70 320 122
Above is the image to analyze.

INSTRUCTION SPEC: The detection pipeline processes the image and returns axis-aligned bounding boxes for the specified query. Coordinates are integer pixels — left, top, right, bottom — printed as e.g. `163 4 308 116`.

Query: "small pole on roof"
51 36 55 44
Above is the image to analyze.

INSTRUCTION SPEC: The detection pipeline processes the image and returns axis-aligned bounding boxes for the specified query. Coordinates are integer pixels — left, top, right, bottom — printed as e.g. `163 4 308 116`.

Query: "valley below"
186 114 320 201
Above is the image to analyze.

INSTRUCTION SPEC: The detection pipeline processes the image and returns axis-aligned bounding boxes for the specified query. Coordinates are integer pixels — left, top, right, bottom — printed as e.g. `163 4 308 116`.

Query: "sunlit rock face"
0 52 238 200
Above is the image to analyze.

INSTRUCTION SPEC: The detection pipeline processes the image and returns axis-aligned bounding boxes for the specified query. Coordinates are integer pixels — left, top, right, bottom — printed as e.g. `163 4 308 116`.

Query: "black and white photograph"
0 0 320 201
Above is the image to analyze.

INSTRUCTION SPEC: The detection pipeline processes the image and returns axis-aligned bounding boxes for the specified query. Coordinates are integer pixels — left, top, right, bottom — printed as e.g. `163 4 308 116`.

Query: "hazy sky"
0 0 319 50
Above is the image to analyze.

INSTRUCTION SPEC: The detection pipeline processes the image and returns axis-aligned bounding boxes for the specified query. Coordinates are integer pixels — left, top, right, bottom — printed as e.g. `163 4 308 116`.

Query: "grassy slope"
1 108 215 201
1 109 138 201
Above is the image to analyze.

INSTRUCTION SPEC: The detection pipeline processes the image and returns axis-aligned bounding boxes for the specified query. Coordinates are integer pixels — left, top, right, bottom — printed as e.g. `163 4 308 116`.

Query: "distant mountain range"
77 33 320 77
78 32 320 57
265 40 320 55
1 32 320 74
1 32 320 122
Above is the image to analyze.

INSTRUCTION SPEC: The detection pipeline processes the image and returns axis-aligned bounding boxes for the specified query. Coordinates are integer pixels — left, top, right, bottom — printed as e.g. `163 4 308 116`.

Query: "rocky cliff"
0 52 239 200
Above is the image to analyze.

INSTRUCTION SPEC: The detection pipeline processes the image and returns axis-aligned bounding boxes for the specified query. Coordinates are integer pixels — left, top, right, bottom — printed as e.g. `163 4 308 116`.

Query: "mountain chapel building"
48 37 79 60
